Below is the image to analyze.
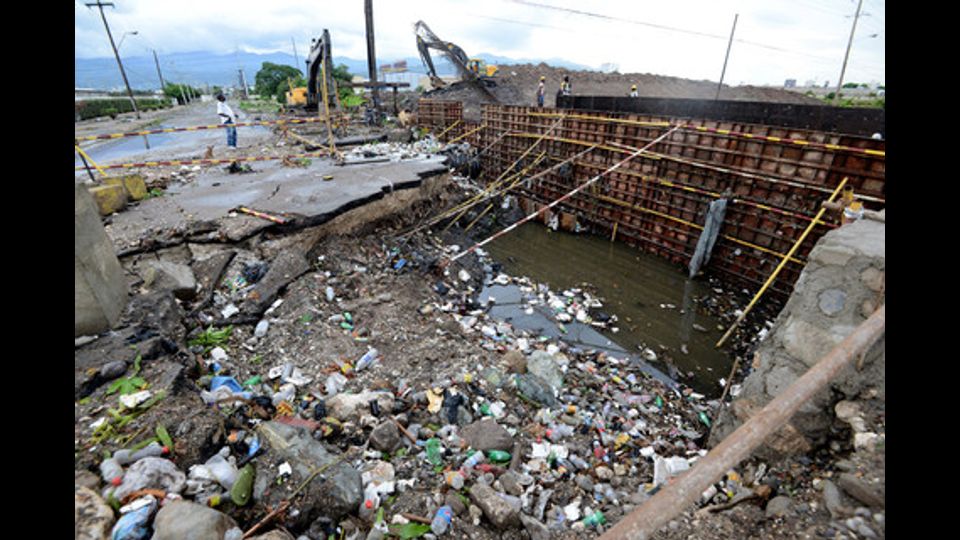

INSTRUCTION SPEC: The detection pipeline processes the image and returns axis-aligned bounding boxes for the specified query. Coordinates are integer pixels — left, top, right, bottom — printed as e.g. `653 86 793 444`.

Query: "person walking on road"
537 76 546 107
217 93 238 149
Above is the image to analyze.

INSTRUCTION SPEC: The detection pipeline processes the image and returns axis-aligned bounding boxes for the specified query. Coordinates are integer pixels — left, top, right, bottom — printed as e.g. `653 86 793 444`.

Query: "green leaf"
391 523 430 539
156 424 173 449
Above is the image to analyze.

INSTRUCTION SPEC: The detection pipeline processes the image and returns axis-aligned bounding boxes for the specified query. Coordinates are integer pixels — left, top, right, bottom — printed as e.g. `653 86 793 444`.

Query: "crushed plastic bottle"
111 496 157 540
444 470 465 490
113 441 167 465
326 286 335 302
485 450 511 462
431 505 453 535
356 348 380 372
99 457 124 486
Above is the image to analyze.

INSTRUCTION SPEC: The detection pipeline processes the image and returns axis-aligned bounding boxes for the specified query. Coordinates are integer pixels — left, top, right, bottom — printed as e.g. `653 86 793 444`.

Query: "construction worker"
630 84 639 98
216 93 237 149
537 76 546 108
560 75 571 96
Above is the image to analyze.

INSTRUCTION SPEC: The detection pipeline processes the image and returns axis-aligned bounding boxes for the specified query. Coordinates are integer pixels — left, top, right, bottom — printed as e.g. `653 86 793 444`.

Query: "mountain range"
75 50 590 91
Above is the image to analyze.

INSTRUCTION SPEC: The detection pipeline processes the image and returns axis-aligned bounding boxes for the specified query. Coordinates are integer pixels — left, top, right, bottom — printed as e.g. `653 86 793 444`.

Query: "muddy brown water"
484 222 733 397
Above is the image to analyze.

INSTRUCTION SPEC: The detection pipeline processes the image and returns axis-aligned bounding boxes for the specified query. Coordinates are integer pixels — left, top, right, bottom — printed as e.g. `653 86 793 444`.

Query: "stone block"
87 183 128 215
104 174 147 201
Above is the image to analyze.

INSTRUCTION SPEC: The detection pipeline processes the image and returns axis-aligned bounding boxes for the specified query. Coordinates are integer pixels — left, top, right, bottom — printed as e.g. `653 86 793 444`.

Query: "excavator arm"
305 29 340 111
414 20 478 88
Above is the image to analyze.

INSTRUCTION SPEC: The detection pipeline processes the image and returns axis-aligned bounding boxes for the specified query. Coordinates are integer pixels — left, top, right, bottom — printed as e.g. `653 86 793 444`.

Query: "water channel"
483 222 733 397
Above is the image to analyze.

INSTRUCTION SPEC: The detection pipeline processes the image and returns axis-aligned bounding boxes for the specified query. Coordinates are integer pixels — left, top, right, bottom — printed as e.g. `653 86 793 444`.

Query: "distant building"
784 79 797 88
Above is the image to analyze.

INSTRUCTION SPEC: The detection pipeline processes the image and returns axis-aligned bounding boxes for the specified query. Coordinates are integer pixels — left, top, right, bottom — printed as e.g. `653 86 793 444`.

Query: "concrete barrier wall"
75 183 128 336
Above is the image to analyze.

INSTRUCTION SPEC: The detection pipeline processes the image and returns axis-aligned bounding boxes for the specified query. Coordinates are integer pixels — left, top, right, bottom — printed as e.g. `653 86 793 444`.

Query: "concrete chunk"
75 183 128 336
88 183 128 215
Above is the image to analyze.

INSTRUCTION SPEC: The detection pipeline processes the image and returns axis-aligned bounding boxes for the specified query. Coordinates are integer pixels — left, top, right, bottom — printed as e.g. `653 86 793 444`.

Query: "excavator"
285 29 340 112
415 20 498 97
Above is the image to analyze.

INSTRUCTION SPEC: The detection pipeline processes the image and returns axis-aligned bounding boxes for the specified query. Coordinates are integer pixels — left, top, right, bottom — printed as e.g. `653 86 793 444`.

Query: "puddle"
483 222 733 397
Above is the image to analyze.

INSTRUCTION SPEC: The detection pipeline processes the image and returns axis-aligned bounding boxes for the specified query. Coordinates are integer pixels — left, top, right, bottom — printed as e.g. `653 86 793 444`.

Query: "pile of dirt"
423 62 823 121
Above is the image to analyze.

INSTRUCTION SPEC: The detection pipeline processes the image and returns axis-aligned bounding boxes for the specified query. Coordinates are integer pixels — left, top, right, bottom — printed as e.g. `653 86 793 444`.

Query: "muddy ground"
75 127 884 540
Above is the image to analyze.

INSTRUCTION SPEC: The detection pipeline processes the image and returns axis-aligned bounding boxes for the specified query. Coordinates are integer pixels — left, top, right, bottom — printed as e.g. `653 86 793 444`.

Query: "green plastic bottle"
698 411 711 427
655 395 664 409
426 438 442 466
485 450 511 462
230 464 255 506
582 510 606 527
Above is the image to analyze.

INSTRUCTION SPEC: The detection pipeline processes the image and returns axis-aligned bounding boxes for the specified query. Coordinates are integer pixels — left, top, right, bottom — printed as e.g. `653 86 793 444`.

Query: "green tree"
332 64 354 101
842 82 859 89
255 62 303 100
163 82 201 105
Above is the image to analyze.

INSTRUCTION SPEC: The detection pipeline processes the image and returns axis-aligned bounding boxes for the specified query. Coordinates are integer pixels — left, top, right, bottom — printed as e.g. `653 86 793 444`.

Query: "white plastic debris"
221 304 240 318
119 390 152 409
458 269 471 282
254 320 269 338
278 462 292 477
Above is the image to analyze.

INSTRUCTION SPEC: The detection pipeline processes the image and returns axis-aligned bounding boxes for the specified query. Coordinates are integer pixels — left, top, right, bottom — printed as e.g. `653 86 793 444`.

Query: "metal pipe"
598 303 884 540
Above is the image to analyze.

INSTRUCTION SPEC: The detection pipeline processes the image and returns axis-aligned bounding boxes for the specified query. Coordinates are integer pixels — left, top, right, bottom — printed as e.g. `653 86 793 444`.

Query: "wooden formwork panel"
473 103 886 303
417 99 463 142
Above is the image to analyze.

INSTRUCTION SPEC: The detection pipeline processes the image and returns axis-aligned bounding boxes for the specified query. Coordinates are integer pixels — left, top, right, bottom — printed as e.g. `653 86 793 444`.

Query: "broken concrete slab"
469 483 520 529
141 260 197 300
88 183 128 215
240 248 310 317
76 183 129 336
254 421 362 527
191 249 236 306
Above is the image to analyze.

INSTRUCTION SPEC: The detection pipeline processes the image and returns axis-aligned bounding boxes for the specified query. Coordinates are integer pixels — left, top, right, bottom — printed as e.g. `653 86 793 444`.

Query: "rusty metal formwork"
418 101 886 302
416 99 463 142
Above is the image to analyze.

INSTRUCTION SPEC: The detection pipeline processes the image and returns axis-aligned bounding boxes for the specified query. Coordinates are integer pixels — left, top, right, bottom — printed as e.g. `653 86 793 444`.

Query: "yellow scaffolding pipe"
446 124 485 145
319 61 338 157
434 119 462 141
715 177 849 348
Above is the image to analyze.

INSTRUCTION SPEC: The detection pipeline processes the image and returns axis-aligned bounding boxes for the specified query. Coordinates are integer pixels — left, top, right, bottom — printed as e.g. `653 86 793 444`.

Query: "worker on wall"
216 93 238 149
537 76 546 108
560 75 571 96
630 84 639 97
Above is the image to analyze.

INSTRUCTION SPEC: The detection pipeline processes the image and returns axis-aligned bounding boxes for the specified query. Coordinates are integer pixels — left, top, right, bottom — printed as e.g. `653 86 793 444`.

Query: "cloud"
75 0 884 85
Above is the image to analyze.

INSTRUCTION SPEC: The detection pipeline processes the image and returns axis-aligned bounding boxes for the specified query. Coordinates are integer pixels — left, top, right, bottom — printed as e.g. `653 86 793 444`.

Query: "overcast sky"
75 0 885 86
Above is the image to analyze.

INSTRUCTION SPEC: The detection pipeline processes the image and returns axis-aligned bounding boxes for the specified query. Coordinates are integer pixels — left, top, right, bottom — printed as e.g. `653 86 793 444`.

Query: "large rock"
141 261 197 300
150 500 240 540
461 418 514 451
369 420 401 453
255 421 362 528
526 351 565 390
469 483 520 529
247 532 295 540
520 513 551 540
327 391 395 422
104 457 185 501
75 485 115 540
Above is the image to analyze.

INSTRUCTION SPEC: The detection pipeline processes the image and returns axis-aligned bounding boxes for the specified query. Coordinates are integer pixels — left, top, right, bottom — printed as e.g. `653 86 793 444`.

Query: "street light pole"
833 0 864 104
153 49 166 90
715 13 738 101
85 1 140 119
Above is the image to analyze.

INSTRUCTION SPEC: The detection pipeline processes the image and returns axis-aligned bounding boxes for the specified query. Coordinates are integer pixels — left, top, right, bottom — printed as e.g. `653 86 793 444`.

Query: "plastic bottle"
425 438 442 466
462 450 485 469
359 486 380 522
546 424 574 442
99 457 124 485
568 454 590 471
444 471 465 490
113 441 167 465
326 286 335 302
431 505 453 535
485 450 511 462
356 348 380 372
582 510 606 527
204 451 239 490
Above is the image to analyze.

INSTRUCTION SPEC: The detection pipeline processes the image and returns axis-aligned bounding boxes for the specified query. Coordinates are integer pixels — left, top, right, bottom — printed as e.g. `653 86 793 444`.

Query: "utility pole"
364 0 381 116
152 49 166 90
86 1 140 119
833 0 864 104
238 69 250 99
715 13 738 101
292 37 301 75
